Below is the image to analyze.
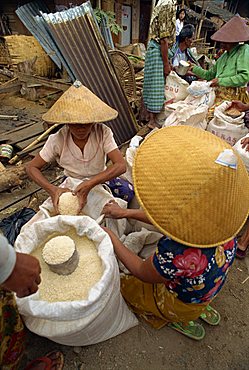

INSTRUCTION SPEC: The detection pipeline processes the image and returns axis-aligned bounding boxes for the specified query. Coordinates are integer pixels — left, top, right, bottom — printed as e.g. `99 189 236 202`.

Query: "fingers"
17 282 39 298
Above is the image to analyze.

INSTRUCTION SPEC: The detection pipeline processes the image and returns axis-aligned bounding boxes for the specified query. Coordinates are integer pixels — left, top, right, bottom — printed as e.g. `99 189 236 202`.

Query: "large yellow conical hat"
42 80 118 124
133 126 249 248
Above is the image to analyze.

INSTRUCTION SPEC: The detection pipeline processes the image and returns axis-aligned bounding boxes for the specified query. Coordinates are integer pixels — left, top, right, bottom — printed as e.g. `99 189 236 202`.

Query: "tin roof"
16 1 138 146
194 1 235 22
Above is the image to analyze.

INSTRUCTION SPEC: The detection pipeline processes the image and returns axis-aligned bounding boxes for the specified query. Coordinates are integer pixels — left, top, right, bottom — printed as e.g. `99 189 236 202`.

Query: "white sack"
165 71 189 103
119 227 162 273
163 104 208 130
185 80 215 107
15 216 138 346
207 101 247 146
233 134 249 172
25 177 127 238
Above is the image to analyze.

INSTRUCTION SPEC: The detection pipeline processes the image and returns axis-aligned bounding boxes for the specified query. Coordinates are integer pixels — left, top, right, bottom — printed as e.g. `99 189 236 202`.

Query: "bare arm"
102 200 152 224
103 227 165 283
74 149 126 212
160 37 171 77
25 154 69 213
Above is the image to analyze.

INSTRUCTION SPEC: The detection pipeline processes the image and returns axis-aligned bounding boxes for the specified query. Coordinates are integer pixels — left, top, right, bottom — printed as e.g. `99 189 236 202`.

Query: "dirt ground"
1 94 249 370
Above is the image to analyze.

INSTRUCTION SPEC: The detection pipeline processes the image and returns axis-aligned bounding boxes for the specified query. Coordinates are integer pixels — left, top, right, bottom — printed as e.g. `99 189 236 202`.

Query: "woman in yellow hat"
102 126 249 340
26 81 131 213
191 15 249 105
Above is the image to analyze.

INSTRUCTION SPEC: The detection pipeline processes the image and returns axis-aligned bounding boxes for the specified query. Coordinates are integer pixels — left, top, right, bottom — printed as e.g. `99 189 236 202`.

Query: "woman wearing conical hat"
190 15 249 105
102 126 249 340
26 81 133 213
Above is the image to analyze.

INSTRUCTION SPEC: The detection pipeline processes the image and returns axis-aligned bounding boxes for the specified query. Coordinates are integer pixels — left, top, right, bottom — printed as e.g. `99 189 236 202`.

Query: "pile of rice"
32 230 103 302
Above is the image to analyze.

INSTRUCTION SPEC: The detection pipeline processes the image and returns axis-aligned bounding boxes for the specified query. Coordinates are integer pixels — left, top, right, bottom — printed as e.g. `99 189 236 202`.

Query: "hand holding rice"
58 192 80 215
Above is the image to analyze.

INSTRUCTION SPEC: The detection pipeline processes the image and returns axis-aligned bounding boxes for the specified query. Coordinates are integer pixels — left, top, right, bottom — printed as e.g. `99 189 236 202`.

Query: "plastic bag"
165 71 189 103
0 207 36 245
15 215 138 346
185 80 215 107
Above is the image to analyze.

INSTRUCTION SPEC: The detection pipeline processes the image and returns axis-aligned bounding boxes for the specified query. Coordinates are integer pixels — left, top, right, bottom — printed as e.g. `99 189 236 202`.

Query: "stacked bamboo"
2 35 56 78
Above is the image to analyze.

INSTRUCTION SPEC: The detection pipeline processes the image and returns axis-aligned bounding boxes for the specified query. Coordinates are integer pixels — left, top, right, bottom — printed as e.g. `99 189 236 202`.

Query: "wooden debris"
0 78 21 95
17 72 70 92
241 276 249 285
0 122 44 145
0 162 6 172
0 114 18 121
0 67 14 78
9 124 60 164
0 165 27 192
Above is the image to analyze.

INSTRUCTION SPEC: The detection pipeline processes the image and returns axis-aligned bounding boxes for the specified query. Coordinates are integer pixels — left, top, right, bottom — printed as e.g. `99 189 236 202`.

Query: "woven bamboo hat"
211 15 249 43
42 80 118 124
133 126 249 248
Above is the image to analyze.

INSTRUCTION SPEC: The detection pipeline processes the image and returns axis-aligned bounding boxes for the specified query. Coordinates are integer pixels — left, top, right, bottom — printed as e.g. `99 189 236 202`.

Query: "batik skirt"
0 289 25 369
121 275 208 329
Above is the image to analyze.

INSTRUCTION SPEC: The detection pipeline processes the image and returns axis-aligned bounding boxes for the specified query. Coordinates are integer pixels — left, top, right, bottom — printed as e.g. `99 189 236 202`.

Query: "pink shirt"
39 124 118 179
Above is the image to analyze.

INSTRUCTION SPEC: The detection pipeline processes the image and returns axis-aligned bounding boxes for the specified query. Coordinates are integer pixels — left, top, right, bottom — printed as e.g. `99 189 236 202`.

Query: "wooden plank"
17 72 71 92
0 78 21 94
16 139 45 151
0 114 18 120
0 122 44 144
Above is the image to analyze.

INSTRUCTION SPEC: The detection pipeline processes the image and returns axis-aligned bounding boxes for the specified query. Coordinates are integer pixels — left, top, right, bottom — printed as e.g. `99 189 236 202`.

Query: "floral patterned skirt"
0 289 25 370
121 275 209 329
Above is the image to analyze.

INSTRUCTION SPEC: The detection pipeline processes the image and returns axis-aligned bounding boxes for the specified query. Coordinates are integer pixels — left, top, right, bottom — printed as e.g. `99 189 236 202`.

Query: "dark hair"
179 24 195 43
177 8 186 19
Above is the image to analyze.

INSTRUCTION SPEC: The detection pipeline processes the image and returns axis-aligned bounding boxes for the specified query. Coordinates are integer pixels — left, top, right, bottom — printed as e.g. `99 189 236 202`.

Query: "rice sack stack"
14 215 137 345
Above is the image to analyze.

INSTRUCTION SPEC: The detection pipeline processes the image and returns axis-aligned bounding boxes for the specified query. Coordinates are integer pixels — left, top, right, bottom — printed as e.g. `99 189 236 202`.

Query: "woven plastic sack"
163 104 208 130
207 101 247 146
185 80 215 108
165 71 189 103
15 215 138 346
233 134 249 172
31 177 127 238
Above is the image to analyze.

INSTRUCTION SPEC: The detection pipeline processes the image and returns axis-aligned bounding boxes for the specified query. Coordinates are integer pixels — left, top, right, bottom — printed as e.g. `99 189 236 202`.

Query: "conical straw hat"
133 126 249 248
211 15 249 43
42 81 118 124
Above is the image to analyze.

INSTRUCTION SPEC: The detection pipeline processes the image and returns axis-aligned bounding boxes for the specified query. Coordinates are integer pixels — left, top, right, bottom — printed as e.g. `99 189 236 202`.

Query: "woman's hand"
102 200 126 219
73 181 93 213
49 186 71 214
241 137 249 151
231 100 249 113
210 78 219 87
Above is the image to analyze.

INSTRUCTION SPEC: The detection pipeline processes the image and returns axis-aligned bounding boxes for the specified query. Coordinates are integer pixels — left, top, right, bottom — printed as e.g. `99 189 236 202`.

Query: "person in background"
26 81 131 214
0 235 64 369
229 101 249 258
102 126 249 340
143 0 176 129
169 24 198 83
191 15 249 105
176 8 186 42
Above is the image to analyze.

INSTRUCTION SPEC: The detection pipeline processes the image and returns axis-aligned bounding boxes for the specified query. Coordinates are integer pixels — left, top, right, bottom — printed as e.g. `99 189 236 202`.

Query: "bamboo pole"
9 123 60 165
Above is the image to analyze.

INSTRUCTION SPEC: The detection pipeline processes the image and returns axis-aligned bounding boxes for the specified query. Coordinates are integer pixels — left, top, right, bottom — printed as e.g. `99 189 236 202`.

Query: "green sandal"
168 321 205 340
200 305 221 326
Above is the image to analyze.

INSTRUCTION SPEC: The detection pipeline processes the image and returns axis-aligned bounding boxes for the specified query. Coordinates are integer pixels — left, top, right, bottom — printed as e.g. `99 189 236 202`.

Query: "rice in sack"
15 215 138 346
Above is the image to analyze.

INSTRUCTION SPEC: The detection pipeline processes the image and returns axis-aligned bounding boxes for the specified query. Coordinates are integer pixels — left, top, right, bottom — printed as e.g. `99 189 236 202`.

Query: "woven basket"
3 35 56 77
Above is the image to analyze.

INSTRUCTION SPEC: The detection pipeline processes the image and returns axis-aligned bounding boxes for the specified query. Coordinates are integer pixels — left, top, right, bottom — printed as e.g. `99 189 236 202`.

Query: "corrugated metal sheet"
16 1 137 145
16 1 70 73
